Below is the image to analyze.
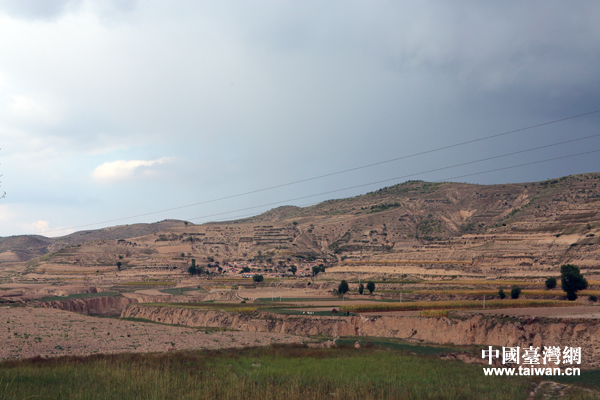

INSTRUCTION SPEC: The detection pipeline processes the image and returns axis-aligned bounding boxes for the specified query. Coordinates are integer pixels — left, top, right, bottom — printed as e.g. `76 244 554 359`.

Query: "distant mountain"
4 173 600 278
0 220 189 264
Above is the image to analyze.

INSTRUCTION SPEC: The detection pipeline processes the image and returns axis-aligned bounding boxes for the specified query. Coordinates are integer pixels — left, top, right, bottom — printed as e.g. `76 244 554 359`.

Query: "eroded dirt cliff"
121 304 600 368
35 296 137 315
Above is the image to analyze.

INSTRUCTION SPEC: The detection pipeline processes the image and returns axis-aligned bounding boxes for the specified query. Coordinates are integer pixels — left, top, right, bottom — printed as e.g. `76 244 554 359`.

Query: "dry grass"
121 281 176 286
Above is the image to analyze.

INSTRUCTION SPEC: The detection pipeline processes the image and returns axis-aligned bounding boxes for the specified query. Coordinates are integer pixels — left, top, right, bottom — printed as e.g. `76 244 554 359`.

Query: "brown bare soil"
0 307 306 361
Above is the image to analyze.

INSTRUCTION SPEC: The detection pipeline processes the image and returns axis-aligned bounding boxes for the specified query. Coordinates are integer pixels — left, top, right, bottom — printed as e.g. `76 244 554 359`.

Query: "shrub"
367 281 375 295
510 287 521 299
418 310 449 318
589 295 597 302
545 277 557 290
560 264 588 301
498 289 506 300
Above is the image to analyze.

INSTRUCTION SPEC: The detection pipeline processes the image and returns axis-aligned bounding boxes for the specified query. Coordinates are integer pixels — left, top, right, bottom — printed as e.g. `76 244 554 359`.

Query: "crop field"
399 289 600 297
120 281 176 287
340 299 583 313
2 344 591 400
36 291 121 302
142 302 263 313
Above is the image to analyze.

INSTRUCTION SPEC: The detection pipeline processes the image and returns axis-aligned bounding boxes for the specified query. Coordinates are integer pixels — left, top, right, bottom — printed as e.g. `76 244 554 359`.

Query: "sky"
1 0 599 237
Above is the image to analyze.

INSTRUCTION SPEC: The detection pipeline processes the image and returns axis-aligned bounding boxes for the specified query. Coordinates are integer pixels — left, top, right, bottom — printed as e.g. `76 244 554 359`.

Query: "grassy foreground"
0 345 537 400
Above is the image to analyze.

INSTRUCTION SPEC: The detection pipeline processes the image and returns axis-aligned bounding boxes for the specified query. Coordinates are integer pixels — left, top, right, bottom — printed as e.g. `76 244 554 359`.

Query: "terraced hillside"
4 173 600 280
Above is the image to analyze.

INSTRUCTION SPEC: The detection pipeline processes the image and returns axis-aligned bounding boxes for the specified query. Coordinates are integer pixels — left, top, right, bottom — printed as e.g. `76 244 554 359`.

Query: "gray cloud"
0 0 80 20
1 1 600 236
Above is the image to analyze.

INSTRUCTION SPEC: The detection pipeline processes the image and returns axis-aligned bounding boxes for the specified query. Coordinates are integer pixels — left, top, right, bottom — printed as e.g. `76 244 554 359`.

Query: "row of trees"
338 280 376 296
497 264 588 301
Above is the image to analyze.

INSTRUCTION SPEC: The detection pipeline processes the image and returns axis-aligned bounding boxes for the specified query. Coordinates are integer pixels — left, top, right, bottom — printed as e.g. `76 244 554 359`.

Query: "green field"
0 344 552 400
36 292 121 302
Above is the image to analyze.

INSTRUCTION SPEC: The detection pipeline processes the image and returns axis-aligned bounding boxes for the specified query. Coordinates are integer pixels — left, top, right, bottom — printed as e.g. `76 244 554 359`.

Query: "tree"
290 265 297 275
545 277 557 290
561 264 588 301
358 283 364 295
498 289 506 299
510 287 521 299
253 274 264 283
242 266 251 273
338 280 349 296
116 261 122 271
366 281 375 295
312 264 326 277
188 263 204 275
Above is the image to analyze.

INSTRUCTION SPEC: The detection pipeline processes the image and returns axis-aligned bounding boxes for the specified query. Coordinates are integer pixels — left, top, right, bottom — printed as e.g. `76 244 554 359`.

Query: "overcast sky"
1 0 599 237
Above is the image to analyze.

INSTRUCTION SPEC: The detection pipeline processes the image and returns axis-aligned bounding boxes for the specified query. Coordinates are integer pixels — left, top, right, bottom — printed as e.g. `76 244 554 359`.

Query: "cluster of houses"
205 260 325 278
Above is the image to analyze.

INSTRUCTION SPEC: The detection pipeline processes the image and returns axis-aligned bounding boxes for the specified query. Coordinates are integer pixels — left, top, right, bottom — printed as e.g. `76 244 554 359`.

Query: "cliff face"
121 305 600 368
35 296 137 315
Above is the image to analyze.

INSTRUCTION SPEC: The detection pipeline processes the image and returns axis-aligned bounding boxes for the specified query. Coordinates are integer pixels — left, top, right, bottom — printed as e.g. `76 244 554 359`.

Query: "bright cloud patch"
91 158 169 181
25 220 50 233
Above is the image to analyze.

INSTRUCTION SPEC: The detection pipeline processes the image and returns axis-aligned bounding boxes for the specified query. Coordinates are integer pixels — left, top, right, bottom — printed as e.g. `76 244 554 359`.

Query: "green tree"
338 280 349 296
498 289 506 299
545 277 557 290
116 261 122 271
242 267 251 273
561 264 588 301
290 265 297 275
366 281 375 295
253 274 264 283
358 283 364 295
510 287 521 299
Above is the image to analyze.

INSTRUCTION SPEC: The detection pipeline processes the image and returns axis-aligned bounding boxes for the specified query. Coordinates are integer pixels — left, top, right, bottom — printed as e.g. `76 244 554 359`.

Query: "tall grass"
0 345 533 400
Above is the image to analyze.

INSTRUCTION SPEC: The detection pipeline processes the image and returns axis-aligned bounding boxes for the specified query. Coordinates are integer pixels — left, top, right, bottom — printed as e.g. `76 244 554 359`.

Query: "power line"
187 148 600 223
40 108 600 235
